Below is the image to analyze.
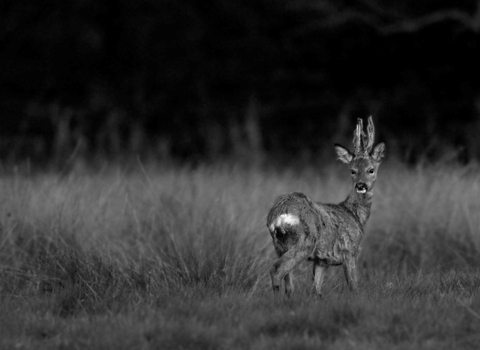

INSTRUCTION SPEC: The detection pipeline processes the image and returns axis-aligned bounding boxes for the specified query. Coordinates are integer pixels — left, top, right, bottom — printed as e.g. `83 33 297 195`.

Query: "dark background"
1 0 480 166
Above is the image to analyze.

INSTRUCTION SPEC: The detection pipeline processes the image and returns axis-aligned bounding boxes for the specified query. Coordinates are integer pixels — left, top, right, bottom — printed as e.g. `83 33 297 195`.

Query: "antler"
353 118 365 155
365 116 375 153
353 116 375 155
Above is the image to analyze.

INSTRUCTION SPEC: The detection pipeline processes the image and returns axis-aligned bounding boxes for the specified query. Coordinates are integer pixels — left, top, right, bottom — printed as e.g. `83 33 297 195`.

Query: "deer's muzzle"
355 183 368 194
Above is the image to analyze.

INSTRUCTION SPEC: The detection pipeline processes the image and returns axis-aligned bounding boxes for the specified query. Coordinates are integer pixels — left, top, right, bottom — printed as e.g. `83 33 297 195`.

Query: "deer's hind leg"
270 218 315 296
271 247 310 296
270 231 314 295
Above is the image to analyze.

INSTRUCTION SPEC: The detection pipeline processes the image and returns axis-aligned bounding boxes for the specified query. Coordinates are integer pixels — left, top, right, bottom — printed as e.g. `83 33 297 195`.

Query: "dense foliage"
1 0 480 163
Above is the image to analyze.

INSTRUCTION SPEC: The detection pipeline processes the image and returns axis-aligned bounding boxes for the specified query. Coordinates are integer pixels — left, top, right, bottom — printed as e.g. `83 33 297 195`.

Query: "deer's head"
335 117 385 195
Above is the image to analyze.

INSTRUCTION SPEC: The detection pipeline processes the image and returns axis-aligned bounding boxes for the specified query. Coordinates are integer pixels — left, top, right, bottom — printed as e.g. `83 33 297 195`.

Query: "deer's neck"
342 190 373 226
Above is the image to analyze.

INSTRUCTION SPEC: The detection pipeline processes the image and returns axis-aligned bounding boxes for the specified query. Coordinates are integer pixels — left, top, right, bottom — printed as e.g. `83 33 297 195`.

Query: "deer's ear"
335 144 354 164
371 142 385 162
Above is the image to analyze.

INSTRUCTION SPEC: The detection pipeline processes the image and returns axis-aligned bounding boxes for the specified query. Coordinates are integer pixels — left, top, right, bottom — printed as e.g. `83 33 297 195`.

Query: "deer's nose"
355 183 368 193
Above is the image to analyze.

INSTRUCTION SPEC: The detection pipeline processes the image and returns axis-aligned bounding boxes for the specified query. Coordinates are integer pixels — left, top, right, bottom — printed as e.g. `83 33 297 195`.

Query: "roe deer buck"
267 117 385 296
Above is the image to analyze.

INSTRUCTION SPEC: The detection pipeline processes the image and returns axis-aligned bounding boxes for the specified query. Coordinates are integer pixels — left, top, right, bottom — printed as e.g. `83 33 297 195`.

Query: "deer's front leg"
343 256 359 291
311 262 328 296
283 273 294 295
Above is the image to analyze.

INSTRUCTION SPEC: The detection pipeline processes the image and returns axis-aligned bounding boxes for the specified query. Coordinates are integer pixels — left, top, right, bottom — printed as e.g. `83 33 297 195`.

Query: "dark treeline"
1 0 480 165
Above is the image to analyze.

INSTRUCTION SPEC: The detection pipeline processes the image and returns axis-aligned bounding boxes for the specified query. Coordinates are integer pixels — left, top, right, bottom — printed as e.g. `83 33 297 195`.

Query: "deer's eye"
351 170 357 175
368 168 375 174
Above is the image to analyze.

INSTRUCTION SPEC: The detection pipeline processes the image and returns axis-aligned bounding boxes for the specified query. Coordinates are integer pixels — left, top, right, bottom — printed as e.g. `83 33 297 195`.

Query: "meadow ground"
1 159 480 349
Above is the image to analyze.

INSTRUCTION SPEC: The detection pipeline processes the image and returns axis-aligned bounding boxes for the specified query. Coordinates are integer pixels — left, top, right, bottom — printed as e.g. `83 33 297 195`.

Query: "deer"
267 116 385 296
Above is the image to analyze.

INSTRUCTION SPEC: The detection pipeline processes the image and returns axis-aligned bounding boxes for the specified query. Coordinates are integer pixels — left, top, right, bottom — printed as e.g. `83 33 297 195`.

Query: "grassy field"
1 159 480 349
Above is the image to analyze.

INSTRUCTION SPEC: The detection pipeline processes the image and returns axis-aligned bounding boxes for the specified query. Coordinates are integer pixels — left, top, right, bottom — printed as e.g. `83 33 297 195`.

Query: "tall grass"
1 160 480 348
2 161 480 293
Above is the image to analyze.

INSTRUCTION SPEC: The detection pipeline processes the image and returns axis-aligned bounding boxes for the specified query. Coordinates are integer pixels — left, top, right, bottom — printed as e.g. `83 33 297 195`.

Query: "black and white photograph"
1 0 480 348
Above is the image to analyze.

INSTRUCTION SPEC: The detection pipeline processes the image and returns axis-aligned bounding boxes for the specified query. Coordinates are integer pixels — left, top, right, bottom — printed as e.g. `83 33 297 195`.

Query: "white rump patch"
269 213 300 232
